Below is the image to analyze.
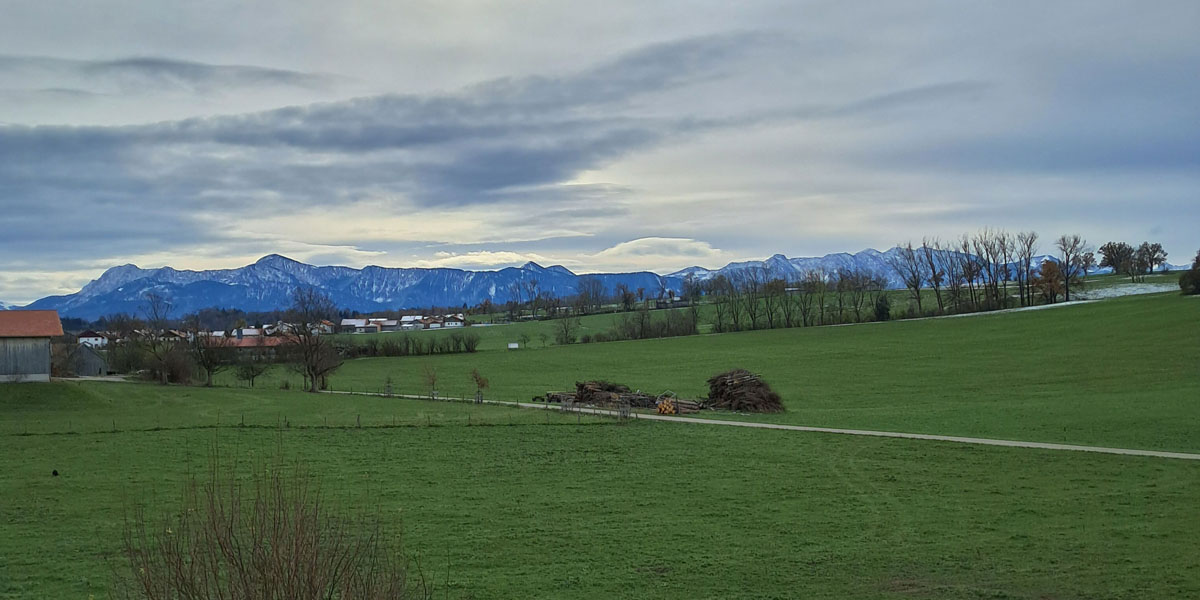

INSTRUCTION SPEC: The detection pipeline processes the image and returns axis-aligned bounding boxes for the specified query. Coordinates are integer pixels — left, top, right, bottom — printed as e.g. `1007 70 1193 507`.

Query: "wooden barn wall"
0 337 51 381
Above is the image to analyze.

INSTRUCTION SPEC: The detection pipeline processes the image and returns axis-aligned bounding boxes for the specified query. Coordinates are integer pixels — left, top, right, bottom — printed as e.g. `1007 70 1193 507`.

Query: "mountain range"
24 255 677 320
19 247 1184 320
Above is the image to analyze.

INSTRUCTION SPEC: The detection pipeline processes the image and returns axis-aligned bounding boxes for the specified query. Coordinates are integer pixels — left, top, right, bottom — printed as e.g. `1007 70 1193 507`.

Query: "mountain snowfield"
20 247 1184 319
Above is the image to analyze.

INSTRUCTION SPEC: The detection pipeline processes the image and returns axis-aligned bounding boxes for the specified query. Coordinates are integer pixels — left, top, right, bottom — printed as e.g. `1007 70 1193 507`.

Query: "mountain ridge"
21 248 1184 319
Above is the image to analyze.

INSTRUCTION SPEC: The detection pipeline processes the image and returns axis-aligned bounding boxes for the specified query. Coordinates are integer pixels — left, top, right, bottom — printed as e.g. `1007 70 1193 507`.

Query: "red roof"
0 310 64 338
226 336 287 348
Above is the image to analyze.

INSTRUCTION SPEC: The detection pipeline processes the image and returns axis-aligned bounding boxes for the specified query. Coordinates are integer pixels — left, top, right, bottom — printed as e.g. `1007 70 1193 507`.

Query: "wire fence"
3 382 628 437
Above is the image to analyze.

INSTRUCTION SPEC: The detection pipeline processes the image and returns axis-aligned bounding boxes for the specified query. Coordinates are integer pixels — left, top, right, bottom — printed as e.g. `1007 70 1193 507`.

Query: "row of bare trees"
706 266 891 332
492 275 678 321
886 231 1096 315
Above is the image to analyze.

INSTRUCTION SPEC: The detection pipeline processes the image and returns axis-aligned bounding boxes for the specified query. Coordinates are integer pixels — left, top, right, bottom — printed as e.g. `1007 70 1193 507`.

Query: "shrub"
1181 250 1200 295
874 294 892 322
113 458 432 600
1181 269 1200 295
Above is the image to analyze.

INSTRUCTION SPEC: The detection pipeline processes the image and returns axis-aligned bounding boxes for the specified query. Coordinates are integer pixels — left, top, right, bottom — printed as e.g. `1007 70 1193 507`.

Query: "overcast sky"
2 1 1197 304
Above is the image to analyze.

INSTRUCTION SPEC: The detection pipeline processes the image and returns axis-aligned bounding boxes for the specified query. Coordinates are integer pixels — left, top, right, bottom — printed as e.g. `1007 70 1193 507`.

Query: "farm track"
326 390 1200 461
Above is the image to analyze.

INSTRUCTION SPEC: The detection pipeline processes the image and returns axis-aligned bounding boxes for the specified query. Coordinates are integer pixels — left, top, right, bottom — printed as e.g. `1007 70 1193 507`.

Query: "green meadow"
2 291 1198 598
232 292 1200 452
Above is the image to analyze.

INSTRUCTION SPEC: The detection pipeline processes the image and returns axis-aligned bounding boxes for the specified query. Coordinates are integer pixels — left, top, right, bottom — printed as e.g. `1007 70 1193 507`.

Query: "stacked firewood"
705 369 784 413
575 381 659 408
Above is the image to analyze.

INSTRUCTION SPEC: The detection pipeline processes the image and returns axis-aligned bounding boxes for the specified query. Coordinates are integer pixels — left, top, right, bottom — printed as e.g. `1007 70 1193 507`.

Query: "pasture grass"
2 411 1198 599
224 293 1200 452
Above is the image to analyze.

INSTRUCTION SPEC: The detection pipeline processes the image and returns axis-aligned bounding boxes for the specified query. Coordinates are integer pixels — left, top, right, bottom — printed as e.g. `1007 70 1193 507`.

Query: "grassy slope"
234 293 1199 452
3 419 1199 599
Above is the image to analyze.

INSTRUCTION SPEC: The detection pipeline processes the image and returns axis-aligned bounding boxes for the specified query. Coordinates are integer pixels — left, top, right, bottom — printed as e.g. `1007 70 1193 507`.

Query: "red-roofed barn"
0 310 64 383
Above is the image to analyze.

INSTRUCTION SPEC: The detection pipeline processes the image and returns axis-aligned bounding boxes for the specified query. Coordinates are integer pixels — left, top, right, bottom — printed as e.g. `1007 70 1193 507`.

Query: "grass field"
224 292 1200 452
2 290 1197 598
2 395 1199 599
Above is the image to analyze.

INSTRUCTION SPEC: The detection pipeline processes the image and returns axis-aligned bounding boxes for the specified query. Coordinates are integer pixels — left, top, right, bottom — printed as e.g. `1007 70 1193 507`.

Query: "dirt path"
325 390 1200 461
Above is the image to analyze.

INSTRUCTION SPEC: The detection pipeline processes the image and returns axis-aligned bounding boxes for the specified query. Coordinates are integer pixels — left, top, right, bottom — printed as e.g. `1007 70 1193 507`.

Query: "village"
0 310 472 383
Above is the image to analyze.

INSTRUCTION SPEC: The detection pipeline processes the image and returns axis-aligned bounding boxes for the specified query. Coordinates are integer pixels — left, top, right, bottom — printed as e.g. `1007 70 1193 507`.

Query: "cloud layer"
1 1 1198 304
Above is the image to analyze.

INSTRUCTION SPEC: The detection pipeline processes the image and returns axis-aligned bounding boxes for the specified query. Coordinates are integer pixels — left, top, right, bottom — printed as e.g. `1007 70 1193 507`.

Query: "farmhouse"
77 330 108 347
0 310 64 383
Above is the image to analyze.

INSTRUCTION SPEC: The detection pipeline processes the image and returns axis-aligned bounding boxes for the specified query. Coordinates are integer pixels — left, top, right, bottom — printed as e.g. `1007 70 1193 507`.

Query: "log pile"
540 392 575 403
705 369 784 413
575 381 658 408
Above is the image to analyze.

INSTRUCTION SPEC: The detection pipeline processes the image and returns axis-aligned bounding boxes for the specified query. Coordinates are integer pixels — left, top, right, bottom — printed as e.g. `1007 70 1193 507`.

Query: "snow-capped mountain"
0 302 10 310
22 249 1189 320
25 255 682 320
670 248 918 288
668 248 1140 288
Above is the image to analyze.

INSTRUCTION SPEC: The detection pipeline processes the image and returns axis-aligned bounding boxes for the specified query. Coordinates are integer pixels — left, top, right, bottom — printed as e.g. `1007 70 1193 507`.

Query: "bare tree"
575 276 605 314
681 274 703 306
958 234 981 310
998 231 1015 307
524 279 541 317
283 288 342 393
554 315 581 345
1080 251 1097 282
887 242 925 315
939 239 965 311
234 352 269 388
742 268 767 329
1055 234 1087 301
616 283 635 312
507 282 525 316
796 271 820 327
1015 231 1040 307
421 363 438 397
813 270 830 325
140 293 177 385
187 316 235 387
919 238 946 314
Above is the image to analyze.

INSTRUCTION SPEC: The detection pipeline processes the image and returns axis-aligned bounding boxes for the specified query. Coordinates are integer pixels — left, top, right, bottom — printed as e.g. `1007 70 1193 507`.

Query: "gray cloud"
1 1 1198 303
0 54 339 94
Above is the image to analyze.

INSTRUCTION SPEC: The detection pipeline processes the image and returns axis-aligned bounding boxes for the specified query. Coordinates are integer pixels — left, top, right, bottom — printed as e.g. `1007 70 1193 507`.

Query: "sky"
1 1 1197 304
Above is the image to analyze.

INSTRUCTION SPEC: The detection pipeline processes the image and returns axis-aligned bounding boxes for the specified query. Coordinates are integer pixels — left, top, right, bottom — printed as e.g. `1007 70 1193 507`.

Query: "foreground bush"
114 459 433 600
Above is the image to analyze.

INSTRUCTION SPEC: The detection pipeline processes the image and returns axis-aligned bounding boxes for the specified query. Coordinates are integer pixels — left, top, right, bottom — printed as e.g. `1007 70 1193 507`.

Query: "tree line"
94 288 479 392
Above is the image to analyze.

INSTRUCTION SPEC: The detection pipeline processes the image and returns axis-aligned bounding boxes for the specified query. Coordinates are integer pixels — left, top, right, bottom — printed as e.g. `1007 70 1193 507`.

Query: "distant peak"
255 254 300 266
520 261 545 271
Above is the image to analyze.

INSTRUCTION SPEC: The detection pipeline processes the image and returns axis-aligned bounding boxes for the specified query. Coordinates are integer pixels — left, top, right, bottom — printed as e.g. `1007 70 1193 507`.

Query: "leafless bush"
113 458 433 600
422 364 438 397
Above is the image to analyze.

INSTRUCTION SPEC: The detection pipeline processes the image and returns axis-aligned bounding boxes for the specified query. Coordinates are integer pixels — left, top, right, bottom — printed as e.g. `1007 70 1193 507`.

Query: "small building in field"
0 310 64 383
443 315 465 328
69 344 108 376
